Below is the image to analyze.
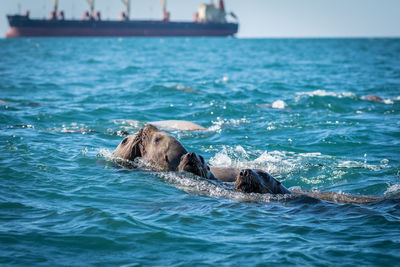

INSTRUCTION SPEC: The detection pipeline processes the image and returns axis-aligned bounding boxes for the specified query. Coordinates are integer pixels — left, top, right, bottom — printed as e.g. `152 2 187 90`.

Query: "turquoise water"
1 38 400 266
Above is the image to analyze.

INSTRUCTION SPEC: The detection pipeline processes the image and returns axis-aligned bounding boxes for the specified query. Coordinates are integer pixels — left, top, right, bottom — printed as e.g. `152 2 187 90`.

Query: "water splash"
271 99 287 109
384 184 400 196
208 117 250 133
158 171 293 203
296 90 356 98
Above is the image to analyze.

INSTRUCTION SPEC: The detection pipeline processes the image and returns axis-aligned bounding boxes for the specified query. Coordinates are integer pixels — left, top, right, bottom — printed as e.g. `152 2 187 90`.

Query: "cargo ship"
6 0 238 38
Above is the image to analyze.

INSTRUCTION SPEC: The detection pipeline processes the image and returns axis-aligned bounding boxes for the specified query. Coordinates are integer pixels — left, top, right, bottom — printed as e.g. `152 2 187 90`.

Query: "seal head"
235 169 291 194
113 124 187 171
177 152 216 180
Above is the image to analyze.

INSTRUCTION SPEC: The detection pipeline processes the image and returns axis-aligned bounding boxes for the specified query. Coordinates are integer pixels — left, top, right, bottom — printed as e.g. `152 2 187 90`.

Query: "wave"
296 90 356 98
208 146 329 177
384 184 400 196
159 171 294 203
98 146 397 204
208 117 250 133
295 90 398 105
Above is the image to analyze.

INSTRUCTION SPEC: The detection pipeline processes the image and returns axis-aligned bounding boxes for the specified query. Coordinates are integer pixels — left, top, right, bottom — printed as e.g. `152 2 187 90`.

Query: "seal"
209 167 240 182
289 188 383 204
177 152 245 182
177 152 216 180
123 120 207 132
361 95 384 102
178 155 289 194
233 168 388 204
235 169 291 194
113 124 187 171
151 120 207 131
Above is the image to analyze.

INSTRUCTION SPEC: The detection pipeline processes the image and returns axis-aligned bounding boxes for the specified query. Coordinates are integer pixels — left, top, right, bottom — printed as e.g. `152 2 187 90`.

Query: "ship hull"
6 15 238 38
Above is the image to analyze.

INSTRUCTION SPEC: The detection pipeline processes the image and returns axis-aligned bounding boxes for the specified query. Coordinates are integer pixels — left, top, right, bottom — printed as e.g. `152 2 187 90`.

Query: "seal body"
123 120 207 132
177 152 216 180
209 167 239 182
361 95 384 102
151 120 207 132
113 124 187 171
235 169 291 194
233 169 386 203
290 188 383 204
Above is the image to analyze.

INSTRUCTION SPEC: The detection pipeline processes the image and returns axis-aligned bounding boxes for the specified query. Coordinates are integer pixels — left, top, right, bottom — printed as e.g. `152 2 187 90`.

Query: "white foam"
158 171 293 202
208 146 385 188
271 99 287 109
234 145 248 157
214 76 229 84
208 147 319 176
54 122 92 134
298 152 324 158
210 148 233 167
207 117 250 133
19 124 35 129
98 148 115 160
337 160 381 171
112 119 142 132
81 147 88 156
383 99 394 105
380 159 390 169
296 90 355 98
98 148 147 169
384 184 400 196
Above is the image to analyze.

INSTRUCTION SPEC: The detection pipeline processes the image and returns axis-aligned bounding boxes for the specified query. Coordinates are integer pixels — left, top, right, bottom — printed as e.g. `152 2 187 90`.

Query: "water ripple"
1 38 400 265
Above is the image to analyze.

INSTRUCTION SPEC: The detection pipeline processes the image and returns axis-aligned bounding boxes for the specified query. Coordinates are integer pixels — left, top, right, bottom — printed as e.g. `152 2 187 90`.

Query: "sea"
0 37 399 266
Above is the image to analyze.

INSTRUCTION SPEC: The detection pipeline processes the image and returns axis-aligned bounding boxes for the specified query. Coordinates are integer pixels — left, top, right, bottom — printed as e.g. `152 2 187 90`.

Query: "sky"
0 0 399 38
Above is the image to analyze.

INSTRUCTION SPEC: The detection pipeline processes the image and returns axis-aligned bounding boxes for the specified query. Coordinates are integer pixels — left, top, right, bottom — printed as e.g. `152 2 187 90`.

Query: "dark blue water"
1 38 400 266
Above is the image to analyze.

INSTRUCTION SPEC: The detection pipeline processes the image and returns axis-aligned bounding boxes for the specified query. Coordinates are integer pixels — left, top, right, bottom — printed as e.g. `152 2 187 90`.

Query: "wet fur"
177 152 216 180
235 169 291 195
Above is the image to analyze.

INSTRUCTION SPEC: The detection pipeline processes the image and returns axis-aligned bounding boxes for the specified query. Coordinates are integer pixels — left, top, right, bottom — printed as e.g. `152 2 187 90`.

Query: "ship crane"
53 0 58 15
50 0 58 20
86 0 95 18
161 0 170 21
121 0 131 20
50 0 64 20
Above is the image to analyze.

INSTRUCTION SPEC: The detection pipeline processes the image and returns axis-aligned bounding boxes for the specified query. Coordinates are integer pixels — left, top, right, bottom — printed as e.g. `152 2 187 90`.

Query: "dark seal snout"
235 169 262 194
239 169 252 178
178 153 198 173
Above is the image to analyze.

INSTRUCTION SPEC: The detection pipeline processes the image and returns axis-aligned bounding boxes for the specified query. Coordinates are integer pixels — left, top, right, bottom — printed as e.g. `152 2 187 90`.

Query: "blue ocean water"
0 37 400 266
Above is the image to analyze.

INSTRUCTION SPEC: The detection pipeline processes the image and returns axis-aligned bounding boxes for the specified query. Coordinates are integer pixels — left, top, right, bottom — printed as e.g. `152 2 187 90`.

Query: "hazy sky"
0 0 399 38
